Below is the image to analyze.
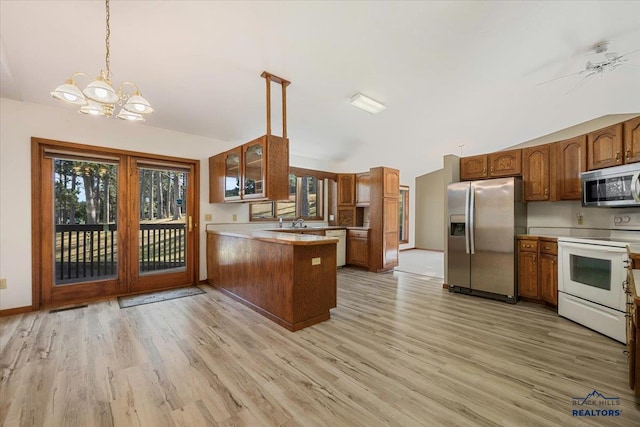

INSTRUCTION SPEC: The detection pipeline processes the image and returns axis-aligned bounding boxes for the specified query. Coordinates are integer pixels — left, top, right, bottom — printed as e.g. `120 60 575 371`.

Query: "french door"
128 159 196 293
32 138 199 307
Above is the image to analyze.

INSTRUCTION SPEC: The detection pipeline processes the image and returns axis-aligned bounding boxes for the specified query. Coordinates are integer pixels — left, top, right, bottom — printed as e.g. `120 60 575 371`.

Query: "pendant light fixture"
50 0 153 121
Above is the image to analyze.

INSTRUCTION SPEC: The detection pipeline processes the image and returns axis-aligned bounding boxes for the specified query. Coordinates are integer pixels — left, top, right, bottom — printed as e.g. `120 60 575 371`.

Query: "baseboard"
414 247 444 252
0 305 34 317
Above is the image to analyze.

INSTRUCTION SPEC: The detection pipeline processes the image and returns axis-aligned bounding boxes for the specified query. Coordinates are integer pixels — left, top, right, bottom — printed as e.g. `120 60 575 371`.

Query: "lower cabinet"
539 240 558 306
517 236 557 307
347 229 369 268
518 239 539 299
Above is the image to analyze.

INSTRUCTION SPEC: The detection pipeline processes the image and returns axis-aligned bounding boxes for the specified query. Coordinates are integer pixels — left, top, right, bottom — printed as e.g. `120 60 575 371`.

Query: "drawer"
539 240 558 255
518 239 538 252
348 229 369 239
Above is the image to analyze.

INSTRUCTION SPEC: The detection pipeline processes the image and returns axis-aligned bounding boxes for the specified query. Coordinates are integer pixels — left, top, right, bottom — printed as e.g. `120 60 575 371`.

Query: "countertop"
517 235 558 240
264 226 370 232
207 229 339 246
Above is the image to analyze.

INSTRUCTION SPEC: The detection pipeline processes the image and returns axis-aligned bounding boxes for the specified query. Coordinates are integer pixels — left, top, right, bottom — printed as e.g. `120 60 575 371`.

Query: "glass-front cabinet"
243 141 265 199
209 135 289 203
224 147 242 201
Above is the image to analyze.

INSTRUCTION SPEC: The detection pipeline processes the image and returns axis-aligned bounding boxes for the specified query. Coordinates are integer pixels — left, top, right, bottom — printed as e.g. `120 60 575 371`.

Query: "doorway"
32 138 199 308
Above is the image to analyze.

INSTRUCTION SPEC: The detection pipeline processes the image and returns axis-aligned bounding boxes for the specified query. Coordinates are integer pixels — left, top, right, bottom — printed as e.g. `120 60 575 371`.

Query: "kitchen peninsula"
206 229 338 331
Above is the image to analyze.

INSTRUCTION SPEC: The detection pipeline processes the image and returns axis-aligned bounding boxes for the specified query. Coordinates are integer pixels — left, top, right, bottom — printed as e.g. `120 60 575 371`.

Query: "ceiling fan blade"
620 48 640 58
537 71 583 86
566 72 596 94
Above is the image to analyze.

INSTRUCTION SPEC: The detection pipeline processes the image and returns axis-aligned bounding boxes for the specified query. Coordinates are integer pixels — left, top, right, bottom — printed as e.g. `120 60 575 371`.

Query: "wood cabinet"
355 172 370 206
461 149 521 181
337 207 356 226
522 144 550 201
555 135 586 200
347 229 370 268
207 231 336 331
336 173 356 226
209 135 289 203
369 167 399 272
489 149 522 177
460 155 488 180
587 123 624 170
539 239 558 306
382 168 400 198
517 236 557 307
625 257 639 396
624 116 640 164
337 174 356 205
518 239 539 299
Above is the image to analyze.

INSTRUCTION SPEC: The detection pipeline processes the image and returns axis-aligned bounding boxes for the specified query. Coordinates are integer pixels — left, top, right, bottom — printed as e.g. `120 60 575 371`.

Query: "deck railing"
55 222 186 284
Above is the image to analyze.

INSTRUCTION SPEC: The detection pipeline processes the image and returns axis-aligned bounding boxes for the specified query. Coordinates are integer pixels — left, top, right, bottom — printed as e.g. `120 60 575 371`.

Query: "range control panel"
612 213 640 230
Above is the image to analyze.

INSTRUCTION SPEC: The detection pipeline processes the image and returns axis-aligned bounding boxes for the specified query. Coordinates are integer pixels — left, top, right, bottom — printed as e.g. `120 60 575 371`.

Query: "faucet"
292 218 305 228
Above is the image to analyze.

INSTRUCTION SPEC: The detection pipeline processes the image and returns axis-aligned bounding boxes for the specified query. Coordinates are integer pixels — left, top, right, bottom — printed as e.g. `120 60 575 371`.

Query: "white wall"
0 98 332 310
415 169 444 251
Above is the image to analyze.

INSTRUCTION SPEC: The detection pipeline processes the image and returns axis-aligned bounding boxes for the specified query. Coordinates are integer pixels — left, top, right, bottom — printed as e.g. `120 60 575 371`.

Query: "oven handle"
632 171 640 202
558 242 628 253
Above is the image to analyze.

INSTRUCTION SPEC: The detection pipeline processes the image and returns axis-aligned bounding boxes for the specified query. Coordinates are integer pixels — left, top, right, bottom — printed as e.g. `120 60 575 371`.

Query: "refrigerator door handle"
464 186 470 254
469 184 475 255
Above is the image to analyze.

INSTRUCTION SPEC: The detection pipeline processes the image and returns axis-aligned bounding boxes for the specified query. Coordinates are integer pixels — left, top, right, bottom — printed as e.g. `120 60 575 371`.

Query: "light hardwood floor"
1 269 638 426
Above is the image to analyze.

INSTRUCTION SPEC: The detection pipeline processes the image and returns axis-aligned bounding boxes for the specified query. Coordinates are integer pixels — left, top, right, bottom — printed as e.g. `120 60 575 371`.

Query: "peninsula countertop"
206 229 339 246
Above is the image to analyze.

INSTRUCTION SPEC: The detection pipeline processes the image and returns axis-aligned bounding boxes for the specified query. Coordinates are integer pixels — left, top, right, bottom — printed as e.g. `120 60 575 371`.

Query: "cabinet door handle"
627 150 631 160
483 167 487 173
616 151 620 161
544 188 548 196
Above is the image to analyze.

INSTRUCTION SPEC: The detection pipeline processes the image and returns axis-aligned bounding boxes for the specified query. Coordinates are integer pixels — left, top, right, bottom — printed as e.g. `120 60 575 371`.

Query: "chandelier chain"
105 0 111 78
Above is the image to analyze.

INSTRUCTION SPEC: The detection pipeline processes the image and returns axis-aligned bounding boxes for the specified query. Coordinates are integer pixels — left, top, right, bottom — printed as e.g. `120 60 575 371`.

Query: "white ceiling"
1 1 640 179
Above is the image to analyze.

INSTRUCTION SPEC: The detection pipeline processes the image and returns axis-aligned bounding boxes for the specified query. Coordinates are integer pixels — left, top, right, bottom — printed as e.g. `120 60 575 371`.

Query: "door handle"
188 216 193 232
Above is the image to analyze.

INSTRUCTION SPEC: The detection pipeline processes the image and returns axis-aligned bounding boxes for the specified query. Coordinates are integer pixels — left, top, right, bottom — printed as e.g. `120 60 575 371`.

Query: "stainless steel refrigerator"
447 177 527 303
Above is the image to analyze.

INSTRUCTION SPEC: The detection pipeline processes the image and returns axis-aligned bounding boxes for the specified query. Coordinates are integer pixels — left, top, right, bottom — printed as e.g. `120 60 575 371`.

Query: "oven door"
558 242 627 311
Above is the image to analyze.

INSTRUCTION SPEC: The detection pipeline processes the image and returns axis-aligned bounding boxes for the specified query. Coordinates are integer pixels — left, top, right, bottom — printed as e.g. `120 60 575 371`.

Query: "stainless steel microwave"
581 163 640 207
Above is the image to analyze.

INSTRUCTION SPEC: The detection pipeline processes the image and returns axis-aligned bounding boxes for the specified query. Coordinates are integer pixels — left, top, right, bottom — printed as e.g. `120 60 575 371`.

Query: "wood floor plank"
1 268 639 426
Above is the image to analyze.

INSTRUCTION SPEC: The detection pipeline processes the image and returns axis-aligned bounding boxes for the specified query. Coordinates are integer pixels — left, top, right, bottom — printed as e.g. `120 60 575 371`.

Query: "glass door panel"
244 142 264 198
53 159 119 285
138 168 188 276
225 149 241 199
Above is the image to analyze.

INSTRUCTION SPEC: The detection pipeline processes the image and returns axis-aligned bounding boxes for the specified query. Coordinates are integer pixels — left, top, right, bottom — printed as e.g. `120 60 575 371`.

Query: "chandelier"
50 0 153 121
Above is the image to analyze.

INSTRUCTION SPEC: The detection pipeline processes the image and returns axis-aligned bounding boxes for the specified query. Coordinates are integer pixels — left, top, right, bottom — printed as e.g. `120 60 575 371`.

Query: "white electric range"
557 214 640 343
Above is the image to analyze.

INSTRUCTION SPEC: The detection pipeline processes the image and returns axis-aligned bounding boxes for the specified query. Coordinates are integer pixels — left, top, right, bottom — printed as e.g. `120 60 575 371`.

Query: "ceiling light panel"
350 93 386 114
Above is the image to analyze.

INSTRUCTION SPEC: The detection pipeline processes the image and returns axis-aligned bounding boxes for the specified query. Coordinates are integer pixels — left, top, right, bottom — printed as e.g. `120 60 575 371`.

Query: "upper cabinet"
224 147 242 200
587 123 623 170
522 144 550 201
208 71 292 203
460 155 488 180
458 116 639 204
382 168 400 198
624 116 640 164
460 149 521 181
337 173 356 226
209 135 289 203
355 172 370 206
337 174 356 206
488 149 522 177
555 135 586 200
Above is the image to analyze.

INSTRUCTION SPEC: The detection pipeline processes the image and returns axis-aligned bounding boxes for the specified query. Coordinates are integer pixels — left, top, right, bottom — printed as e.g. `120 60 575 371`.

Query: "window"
250 174 323 221
399 186 409 243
